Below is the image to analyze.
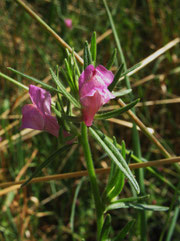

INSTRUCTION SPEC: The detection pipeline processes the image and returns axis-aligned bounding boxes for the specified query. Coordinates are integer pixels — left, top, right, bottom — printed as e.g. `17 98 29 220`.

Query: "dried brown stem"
0 157 179 192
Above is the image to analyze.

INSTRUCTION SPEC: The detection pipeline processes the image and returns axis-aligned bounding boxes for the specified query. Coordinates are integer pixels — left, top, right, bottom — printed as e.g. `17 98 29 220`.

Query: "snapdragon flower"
79 64 115 126
21 85 59 137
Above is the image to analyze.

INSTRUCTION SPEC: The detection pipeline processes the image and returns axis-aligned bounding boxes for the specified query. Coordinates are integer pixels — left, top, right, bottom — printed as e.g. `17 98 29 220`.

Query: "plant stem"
81 122 103 240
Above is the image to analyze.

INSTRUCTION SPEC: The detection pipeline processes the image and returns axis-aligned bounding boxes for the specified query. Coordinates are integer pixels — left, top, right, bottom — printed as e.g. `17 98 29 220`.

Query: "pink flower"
79 64 115 126
20 85 59 137
64 18 72 29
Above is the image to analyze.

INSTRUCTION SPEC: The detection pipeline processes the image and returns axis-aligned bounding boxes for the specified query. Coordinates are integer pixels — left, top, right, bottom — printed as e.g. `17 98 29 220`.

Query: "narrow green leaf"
103 156 116 198
72 51 81 76
112 220 135 241
104 139 124 202
110 195 150 205
84 41 92 69
90 32 97 66
89 127 140 193
50 68 81 108
108 63 124 91
64 58 78 97
107 202 169 211
121 140 126 159
107 137 176 191
95 99 139 120
7 67 59 93
0 71 28 90
130 203 169 211
107 171 124 202
21 143 74 188
107 202 129 210
102 165 120 201
64 59 74 83
99 214 111 241
112 89 132 97
106 48 117 70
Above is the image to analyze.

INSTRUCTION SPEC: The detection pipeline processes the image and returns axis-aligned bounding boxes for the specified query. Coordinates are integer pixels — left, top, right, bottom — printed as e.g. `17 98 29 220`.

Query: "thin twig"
118 99 172 158
108 118 154 134
136 98 180 107
119 38 180 81
0 157 179 191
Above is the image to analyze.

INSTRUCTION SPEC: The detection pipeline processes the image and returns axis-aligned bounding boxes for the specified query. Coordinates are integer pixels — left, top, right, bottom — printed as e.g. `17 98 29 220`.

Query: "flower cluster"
21 65 114 136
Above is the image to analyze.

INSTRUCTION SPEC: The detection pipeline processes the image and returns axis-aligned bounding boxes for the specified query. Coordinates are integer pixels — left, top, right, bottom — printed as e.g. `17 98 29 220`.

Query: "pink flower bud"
20 85 59 137
79 65 115 126
64 18 72 29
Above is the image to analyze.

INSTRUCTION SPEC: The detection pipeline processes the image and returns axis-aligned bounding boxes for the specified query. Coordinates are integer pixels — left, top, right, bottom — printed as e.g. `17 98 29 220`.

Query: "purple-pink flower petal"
20 104 45 131
29 85 51 115
79 64 95 91
82 91 102 126
96 65 114 86
44 115 60 138
21 85 60 137
79 65 115 126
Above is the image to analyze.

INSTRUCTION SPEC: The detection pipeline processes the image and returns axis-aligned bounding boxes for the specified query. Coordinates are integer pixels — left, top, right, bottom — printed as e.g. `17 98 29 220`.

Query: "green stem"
81 122 103 240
